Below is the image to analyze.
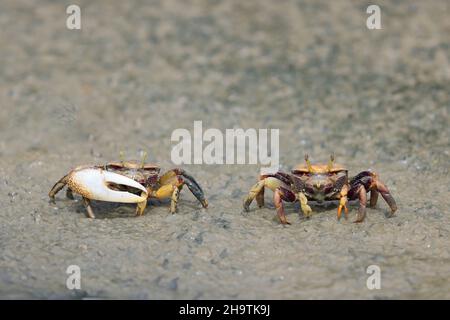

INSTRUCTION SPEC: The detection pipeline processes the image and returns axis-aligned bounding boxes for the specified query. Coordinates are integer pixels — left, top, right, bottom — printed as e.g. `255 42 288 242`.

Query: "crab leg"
170 186 180 214
374 180 397 215
244 175 296 224
243 179 265 211
135 192 148 216
66 188 75 200
255 181 265 208
354 185 367 223
49 174 70 203
298 192 312 218
82 197 96 219
350 171 397 221
337 184 349 220
244 173 292 211
369 189 378 208
158 169 208 209
274 188 288 224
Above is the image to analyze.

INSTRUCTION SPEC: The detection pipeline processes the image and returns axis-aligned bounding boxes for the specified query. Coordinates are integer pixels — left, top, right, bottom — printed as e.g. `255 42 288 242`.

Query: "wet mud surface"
0 0 449 299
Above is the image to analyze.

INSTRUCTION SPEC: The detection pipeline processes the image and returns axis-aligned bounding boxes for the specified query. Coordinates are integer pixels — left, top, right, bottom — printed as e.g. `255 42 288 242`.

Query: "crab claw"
68 168 148 203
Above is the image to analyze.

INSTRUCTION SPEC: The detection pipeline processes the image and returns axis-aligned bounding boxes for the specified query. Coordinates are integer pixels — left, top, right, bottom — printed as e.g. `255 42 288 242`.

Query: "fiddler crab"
49 154 208 218
243 154 397 224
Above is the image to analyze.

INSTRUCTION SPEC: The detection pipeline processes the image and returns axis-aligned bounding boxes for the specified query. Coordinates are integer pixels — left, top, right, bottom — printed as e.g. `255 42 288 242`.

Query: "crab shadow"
245 199 367 222
67 197 202 219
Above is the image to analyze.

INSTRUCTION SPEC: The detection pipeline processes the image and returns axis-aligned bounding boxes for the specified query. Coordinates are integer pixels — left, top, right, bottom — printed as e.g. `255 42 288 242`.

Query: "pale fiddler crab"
49 154 208 218
243 154 397 224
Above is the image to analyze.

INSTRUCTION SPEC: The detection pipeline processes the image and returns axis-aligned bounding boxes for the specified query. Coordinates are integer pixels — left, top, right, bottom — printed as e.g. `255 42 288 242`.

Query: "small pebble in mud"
231 189 243 197
168 278 178 291
182 262 192 270
270 276 285 283
194 232 204 244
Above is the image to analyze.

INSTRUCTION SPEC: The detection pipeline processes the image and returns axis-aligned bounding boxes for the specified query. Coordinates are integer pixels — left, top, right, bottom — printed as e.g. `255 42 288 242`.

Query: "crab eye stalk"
140 150 148 168
119 151 125 165
327 153 335 172
304 154 314 173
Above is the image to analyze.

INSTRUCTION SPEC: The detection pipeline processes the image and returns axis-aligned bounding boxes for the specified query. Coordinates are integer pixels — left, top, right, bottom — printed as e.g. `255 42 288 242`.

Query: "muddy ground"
0 0 449 299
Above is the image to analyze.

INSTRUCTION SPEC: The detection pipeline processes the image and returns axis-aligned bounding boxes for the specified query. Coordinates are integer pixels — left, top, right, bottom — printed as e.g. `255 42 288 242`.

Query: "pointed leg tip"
353 214 365 223
387 210 397 218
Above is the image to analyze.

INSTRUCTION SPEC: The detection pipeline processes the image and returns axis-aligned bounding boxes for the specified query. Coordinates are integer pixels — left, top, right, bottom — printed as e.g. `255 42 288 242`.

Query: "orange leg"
337 184 349 220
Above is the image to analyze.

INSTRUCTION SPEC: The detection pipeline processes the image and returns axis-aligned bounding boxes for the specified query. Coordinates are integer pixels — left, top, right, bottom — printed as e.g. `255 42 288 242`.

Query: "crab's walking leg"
155 169 207 213
374 180 398 216
244 175 295 224
255 179 265 208
350 171 398 220
244 172 291 211
354 185 367 223
48 174 70 203
170 186 180 214
337 184 349 220
82 197 96 219
180 172 208 208
135 191 148 216
66 188 75 200
243 179 265 211
274 188 289 225
298 192 312 218
369 189 378 208
159 169 208 209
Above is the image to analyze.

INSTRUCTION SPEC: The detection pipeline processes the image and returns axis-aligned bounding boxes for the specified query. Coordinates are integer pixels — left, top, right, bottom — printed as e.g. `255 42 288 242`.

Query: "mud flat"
0 0 449 299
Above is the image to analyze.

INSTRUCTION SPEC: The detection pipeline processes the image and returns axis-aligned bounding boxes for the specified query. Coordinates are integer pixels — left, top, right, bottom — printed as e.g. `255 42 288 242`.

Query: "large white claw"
68 168 147 203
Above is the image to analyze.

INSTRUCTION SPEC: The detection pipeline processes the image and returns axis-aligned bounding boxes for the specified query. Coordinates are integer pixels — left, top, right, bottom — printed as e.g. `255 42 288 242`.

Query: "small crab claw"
68 168 148 203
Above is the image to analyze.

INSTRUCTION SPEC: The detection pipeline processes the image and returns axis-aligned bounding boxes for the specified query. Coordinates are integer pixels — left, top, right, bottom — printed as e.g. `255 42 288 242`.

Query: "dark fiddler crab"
243 154 397 224
49 154 208 218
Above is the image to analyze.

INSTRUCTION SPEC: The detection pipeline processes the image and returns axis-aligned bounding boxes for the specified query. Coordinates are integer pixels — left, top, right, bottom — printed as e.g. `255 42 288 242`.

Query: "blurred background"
0 0 449 299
